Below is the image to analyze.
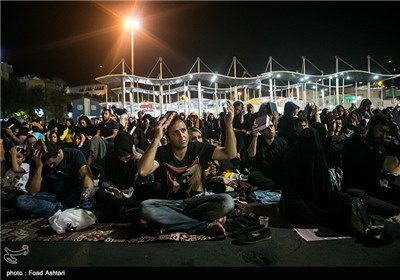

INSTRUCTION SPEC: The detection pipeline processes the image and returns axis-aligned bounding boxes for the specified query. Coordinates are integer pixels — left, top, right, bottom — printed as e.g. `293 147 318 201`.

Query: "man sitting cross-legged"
15 141 95 218
138 102 237 237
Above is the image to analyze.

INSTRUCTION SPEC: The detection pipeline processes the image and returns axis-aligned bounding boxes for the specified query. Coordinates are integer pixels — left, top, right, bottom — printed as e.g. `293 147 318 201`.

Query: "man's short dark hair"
233 101 244 107
367 113 390 129
41 141 60 163
166 116 186 137
295 117 308 126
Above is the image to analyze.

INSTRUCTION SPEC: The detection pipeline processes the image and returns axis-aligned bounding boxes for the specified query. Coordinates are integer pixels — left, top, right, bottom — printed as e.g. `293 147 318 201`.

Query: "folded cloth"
254 190 281 204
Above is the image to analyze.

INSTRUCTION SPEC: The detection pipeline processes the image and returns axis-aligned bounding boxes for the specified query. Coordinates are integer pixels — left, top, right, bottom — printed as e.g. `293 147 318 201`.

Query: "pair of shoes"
235 227 271 244
235 215 258 227
225 215 260 237
225 219 264 237
236 185 257 203
236 181 258 203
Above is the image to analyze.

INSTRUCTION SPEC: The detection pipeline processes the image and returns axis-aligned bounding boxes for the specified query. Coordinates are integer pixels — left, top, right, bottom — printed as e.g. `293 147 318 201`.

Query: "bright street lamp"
125 18 140 114
125 18 140 75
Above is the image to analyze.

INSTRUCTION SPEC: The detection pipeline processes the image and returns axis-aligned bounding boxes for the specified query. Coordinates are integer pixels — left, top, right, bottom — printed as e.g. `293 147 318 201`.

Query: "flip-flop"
235 227 271 244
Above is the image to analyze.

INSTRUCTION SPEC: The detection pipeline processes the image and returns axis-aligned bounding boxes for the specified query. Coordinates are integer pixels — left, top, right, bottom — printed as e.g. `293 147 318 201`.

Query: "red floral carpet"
1 218 216 243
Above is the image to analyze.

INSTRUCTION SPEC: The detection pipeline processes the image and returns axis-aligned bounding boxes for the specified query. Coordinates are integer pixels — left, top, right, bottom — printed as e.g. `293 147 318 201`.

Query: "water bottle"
80 185 92 210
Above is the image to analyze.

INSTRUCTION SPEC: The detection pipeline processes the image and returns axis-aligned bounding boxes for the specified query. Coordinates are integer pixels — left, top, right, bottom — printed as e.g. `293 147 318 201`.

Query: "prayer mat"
1 218 217 243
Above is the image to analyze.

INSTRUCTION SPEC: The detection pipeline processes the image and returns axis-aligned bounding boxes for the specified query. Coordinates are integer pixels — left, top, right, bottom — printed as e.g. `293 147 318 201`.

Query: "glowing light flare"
125 19 140 30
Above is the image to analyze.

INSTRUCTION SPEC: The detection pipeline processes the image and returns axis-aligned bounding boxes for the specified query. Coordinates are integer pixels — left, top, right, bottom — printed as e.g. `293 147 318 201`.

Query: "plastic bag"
328 167 343 191
48 207 96 234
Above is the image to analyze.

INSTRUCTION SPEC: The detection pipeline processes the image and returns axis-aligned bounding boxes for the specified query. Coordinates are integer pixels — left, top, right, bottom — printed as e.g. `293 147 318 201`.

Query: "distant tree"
1 77 72 122
26 85 47 117
42 87 71 122
1 77 29 118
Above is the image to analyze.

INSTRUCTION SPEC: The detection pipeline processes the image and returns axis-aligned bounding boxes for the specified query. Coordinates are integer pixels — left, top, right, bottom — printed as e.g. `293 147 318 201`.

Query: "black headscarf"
77 116 97 136
132 128 149 151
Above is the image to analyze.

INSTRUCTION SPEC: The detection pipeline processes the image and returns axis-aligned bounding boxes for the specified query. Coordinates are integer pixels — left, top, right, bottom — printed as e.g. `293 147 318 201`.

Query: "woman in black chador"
280 127 349 232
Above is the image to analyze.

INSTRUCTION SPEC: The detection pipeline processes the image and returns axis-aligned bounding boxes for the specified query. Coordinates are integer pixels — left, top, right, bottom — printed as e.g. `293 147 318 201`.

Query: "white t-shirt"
3 163 30 192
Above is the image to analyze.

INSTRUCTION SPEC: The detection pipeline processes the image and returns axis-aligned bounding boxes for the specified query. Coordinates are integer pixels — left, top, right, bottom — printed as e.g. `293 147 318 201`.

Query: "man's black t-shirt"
251 136 288 183
97 120 119 139
155 141 216 199
30 148 87 194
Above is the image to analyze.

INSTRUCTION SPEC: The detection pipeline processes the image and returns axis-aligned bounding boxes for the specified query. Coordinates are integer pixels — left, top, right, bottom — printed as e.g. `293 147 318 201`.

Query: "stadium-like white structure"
93 56 399 117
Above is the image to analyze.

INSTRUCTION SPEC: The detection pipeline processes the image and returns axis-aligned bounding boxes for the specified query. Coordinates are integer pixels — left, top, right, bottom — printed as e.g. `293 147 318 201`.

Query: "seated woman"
76 115 97 139
132 128 149 152
73 132 93 166
280 127 350 233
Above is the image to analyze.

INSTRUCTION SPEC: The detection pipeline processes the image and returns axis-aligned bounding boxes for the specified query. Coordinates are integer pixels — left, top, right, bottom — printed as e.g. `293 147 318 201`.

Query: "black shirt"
30 148 87 194
97 119 119 139
251 136 288 183
155 141 216 199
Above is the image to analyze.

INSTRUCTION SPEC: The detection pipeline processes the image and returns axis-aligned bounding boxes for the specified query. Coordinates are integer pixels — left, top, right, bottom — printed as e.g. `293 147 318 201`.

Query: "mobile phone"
33 139 48 155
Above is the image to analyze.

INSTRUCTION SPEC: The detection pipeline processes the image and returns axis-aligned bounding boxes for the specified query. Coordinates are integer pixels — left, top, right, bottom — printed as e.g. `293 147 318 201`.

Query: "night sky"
1 1 399 87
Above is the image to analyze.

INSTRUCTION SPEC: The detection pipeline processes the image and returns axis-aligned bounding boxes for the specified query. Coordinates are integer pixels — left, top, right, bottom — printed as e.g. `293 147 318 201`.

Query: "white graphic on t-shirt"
165 157 203 198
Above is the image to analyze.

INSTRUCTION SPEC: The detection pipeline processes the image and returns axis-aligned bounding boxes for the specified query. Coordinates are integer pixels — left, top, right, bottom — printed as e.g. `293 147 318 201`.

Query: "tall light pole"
125 18 140 75
125 18 140 114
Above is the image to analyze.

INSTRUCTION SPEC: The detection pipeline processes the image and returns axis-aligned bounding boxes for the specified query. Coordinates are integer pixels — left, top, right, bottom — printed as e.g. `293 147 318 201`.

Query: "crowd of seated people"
1 98 400 238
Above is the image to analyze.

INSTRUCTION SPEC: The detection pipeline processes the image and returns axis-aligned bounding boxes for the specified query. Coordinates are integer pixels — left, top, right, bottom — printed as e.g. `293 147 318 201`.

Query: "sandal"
235 227 272 244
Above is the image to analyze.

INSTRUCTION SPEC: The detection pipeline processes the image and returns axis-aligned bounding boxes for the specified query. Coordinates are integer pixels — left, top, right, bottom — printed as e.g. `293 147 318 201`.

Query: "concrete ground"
1 204 399 279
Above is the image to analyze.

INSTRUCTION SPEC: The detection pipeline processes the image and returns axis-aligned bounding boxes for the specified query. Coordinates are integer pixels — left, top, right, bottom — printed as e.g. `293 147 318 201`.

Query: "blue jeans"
15 188 82 218
140 193 235 234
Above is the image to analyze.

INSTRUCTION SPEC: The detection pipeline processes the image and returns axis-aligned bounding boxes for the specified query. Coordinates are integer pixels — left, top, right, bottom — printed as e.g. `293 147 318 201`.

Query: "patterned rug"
1 218 217 243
